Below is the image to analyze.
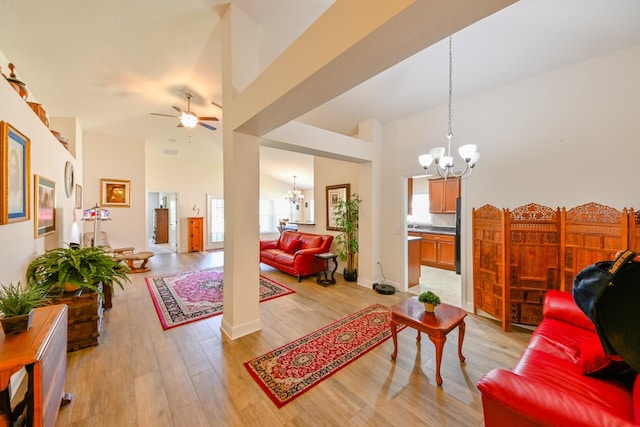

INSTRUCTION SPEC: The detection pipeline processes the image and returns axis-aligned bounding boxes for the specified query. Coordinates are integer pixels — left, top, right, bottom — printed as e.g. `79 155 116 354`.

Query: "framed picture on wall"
75 184 83 209
0 121 30 224
34 175 56 237
326 183 350 231
100 178 130 207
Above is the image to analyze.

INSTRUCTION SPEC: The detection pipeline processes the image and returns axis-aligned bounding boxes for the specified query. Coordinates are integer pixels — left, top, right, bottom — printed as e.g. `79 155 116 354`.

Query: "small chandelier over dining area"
418 36 480 180
285 175 304 204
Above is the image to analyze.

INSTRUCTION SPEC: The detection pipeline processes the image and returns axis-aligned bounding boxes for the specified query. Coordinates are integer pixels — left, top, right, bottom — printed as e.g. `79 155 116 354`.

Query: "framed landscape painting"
326 183 350 231
35 175 56 237
0 121 30 224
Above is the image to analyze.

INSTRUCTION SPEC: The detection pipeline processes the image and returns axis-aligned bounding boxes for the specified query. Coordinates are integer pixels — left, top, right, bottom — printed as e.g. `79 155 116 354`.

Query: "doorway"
405 175 462 307
148 192 178 254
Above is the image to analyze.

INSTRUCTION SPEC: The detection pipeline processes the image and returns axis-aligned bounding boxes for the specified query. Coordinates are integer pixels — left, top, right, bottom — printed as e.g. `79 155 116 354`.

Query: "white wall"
312 156 361 274
0 74 82 285
380 44 640 311
83 132 146 251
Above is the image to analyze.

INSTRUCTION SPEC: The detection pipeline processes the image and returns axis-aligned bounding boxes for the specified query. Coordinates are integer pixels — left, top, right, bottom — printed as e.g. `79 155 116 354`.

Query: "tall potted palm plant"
333 193 361 282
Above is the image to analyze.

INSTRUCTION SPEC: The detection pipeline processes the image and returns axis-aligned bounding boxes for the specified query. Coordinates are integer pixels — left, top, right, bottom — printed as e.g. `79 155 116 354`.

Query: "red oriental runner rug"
244 303 403 407
145 267 295 329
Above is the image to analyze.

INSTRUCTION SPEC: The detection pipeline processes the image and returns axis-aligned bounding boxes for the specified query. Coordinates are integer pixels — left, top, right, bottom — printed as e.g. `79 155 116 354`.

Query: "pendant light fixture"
418 36 480 179
285 175 304 204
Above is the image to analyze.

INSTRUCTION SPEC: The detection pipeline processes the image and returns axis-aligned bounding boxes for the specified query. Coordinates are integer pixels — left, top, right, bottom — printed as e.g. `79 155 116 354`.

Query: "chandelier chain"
447 36 453 139
417 34 479 180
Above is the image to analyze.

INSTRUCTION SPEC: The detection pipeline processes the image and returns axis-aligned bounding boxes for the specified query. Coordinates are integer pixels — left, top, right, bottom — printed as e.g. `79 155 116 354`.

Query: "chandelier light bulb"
418 154 434 169
429 147 445 161
458 144 477 162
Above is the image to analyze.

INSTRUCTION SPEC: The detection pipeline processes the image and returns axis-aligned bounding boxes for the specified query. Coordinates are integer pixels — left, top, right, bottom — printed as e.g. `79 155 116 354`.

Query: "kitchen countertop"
407 226 456 236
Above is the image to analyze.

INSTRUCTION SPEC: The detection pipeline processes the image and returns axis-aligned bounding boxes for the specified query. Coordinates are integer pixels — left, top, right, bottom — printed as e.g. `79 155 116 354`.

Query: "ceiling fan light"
180 112 198 128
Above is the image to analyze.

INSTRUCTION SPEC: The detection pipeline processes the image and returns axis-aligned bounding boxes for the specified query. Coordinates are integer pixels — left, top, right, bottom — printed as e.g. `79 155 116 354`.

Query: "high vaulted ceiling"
1 0 639 190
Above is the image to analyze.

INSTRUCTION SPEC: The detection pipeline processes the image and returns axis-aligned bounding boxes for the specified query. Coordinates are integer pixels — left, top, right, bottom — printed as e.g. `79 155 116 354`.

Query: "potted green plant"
418 290 441 313
26 245 131 297
0 282 49 334
333 193 362 282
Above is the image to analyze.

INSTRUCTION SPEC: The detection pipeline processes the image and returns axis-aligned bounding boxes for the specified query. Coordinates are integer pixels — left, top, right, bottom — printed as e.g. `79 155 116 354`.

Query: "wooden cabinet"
0 305 68 427
420 233 456 271
154 208 169 244
188 217 204 252
408 235 421 286
429 178 460 213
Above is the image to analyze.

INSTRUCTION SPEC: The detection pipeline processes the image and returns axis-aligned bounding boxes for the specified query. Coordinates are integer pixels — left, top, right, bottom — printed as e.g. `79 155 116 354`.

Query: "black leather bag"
573 249 640 371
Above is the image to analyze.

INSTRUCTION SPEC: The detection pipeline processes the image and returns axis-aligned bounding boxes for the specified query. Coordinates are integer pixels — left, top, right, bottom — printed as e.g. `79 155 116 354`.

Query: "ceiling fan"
151 93 219 131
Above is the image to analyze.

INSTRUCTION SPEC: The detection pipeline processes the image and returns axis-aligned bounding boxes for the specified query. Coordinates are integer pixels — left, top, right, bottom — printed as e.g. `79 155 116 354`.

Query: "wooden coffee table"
390 296 467 386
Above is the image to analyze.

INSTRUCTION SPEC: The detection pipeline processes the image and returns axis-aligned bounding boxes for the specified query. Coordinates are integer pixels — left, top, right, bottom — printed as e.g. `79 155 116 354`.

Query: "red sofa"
260 230 333 282
477 290 638 427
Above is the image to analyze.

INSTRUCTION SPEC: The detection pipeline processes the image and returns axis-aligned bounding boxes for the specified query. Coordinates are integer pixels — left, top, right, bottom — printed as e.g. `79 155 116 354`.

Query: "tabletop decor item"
418 290 441 312
0 282 49 334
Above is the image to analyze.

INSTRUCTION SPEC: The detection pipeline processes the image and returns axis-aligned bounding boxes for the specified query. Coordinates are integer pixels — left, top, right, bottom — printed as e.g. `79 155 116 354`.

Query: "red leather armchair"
477 290 639 427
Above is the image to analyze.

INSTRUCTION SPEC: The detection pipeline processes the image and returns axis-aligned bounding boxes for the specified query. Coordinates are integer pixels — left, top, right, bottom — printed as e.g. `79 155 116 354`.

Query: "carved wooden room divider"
560 202 629 292
506 203 561 328
628 209 640 253
473 201 634 331
472 205 507 330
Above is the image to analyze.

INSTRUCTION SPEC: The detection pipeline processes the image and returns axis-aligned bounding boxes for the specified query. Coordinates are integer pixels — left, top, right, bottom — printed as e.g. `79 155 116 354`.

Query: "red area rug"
244 303 403 407
145 267 295 329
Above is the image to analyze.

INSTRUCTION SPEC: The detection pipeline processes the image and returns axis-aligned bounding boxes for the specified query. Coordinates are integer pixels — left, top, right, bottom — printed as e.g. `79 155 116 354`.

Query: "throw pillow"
579 335 629 376
285 239 301 254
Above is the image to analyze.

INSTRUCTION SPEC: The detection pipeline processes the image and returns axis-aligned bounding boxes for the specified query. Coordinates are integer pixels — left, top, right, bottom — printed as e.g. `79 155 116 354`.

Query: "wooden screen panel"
506 203 561 326
561 202 628 292
472 205 508 331
629 209 640 253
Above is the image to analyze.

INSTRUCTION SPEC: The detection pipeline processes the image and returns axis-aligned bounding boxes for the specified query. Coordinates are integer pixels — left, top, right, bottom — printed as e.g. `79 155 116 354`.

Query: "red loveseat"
260 230 333 282
477 290 638 427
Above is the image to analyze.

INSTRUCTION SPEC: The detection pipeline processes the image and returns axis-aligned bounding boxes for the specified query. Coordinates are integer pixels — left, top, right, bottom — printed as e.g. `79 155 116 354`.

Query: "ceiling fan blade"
198 122 217 131
172 106 183 114
151 113 178 118
197 116 219 122
177 122 184 128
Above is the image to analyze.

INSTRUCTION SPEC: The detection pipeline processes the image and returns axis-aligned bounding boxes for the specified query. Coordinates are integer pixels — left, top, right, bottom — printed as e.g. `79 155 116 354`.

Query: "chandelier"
418 36 480 180
285 175 304 204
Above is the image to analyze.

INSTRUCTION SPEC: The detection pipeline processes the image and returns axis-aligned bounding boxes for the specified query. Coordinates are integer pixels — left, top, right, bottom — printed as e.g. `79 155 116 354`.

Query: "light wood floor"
55 251 531 427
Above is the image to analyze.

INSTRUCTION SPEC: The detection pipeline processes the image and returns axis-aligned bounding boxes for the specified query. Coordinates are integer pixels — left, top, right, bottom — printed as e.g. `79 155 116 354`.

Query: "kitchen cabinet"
429 178 460 213
407 235 421 286
420 233 456 271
